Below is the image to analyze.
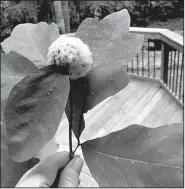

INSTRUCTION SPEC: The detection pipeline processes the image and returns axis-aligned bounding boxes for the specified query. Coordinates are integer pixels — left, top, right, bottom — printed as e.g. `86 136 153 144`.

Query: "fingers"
58 156 84 187
16 152 84 187
16 151 70 187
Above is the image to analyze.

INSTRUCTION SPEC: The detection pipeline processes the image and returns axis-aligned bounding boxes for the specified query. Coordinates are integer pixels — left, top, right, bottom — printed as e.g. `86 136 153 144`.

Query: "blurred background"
1 0 184 42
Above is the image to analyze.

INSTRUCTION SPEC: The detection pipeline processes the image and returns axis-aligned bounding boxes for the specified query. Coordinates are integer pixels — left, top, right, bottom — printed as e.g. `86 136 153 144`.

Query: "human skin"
16 151 84 187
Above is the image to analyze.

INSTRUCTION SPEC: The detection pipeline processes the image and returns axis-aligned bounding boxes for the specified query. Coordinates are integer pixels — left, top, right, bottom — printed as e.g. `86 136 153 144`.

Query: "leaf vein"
7 55 27 76
99 153 111 187
145 162 164 187
9 72 58 102
53 83 63 99
116 157 128 187
28 27 46 62
45 95 54 124
82 146 183 169
2 64 13 77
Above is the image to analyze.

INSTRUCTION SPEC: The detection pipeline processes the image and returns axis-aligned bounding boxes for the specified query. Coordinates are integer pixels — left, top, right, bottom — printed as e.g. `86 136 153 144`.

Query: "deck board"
54 78 183 187
141 90 172 127
111 82 160 132
82 80 145 140
168 108 183 124
129 88 166 125
87 80 153 140
152 100 182 127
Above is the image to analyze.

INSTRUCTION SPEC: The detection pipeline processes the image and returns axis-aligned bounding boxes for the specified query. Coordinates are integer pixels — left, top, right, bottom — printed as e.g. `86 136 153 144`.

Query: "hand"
16 151 84 187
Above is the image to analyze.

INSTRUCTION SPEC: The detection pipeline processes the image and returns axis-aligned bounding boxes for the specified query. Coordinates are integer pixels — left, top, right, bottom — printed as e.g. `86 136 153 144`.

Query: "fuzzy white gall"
47 35 93 79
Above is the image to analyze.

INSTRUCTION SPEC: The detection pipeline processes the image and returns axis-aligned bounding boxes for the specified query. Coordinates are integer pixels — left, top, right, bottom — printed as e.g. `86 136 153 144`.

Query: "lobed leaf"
1 22 60 68
1 52 38 187
81 123 183 187
66 9 143 139
1 51 38 150
5 65 70 162
1 22 70 163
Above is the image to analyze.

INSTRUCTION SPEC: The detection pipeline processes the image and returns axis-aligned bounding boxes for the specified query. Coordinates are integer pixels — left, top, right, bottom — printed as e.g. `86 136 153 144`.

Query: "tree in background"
0 1 40 41
62 1 70 33
38 0 55 24
0 0 183 41
53 1 65 34
0 1 53 41
0 0 71 40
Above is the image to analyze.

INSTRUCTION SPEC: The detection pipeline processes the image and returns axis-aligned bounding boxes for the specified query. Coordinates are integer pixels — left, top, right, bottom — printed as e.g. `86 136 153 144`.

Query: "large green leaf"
5 65 70 162
82 123 183 187
1 51 38 187
66 9 144 139
1 22 60 68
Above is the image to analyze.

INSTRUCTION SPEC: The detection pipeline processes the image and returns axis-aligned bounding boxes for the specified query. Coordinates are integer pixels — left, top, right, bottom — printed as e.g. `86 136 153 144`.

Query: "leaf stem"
69 79 73 160
78 94 87 143
73 83 88 155
72 143 81 155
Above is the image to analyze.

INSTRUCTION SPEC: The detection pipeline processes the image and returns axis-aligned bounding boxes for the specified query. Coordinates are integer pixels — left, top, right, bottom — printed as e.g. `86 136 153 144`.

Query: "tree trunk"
62 1 70 33
50 1 56 23
53 1 65 34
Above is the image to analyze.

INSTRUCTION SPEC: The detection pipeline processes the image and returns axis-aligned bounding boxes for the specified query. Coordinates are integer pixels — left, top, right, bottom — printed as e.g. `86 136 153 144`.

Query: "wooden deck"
53 78 183 187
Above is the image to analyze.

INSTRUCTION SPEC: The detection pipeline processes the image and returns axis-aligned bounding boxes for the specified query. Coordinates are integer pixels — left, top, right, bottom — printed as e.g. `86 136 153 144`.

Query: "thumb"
58 157 84 187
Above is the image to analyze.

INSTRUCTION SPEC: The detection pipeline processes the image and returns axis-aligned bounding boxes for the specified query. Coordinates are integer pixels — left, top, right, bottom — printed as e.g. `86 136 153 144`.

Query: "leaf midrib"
82 145 182 169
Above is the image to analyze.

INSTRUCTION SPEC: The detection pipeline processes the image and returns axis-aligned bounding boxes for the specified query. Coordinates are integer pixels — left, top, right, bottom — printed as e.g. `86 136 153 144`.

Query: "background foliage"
0 0 184 41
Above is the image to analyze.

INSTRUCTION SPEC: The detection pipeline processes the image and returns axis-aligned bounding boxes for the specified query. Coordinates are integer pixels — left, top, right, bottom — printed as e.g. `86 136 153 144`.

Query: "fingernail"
72 157 84 173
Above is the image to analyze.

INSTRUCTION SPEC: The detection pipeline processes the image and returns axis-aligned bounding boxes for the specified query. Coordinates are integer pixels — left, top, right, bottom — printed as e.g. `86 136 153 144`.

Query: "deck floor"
54 78 183 187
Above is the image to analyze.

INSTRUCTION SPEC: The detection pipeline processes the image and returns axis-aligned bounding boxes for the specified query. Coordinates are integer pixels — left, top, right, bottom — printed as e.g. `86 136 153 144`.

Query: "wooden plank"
160 29 183 52
130 27 183 52
90 80 153 139
130 27 162 39
141 91 172 127
84 80 150 140
112 83 160 132
129 74 183 109
152 100 178 128
159 80 184 109
129 88 166 125
168 110 183 124
84 94 115 120
167 101 183 124
81 95 119 140
81 80 139 140
129 74 160 84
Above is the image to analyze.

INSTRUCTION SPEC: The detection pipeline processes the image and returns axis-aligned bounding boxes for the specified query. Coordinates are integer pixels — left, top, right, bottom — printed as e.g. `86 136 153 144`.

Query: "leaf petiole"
72 143 81 155
69 79 73 160
72 82 88 155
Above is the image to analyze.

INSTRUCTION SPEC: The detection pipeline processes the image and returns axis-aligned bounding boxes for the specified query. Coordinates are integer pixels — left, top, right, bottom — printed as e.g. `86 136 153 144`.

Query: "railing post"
160 42 170 83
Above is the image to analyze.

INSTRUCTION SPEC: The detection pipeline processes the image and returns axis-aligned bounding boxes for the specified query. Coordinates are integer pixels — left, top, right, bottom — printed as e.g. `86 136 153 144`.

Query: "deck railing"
128 27 184 105
64 28 184 106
